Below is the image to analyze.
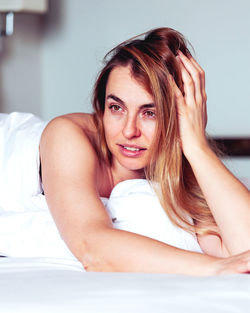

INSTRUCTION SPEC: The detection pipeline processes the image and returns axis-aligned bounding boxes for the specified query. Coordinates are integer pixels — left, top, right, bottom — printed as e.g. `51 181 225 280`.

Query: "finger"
189 57 208 125
168 75 185 112
236 261 250 274
177 51 203 105
189 56 206 98
176 55 196 106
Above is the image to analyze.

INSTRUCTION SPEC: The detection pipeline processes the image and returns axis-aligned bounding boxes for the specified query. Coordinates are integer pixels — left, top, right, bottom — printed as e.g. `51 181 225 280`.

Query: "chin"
109 146 149 172
117 157 148 172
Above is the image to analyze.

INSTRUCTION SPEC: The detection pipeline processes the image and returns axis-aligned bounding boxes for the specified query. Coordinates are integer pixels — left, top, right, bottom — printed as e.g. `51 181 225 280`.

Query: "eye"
143 110 156 119
109 104 123 113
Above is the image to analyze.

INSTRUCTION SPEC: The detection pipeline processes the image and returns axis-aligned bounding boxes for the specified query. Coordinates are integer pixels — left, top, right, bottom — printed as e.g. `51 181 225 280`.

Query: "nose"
122 115 141 139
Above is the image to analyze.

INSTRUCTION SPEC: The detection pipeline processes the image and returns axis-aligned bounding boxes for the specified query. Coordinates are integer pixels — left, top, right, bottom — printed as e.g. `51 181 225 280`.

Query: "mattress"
0 257 249 313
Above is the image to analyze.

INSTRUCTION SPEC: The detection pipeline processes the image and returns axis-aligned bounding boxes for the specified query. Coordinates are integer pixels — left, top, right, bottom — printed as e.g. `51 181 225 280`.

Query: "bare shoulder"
41 112 97 140
40 113 101 166
39 112 101 181
56 112 96 131
39 112 111 197
40 113 98 185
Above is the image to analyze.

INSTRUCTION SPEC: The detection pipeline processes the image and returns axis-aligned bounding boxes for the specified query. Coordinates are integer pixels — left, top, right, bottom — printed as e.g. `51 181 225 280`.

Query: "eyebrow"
106 94 155 109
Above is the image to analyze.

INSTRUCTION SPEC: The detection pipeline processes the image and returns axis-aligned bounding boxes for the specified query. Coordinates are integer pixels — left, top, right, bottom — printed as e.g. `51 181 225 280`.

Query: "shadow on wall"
41 0 63 38
0 0 63 115
0 37 8 111
0 15 41 114
0 19 13 111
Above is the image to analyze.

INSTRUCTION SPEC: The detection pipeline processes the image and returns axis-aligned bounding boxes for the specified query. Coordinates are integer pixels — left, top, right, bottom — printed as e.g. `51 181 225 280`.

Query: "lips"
118 144 146 157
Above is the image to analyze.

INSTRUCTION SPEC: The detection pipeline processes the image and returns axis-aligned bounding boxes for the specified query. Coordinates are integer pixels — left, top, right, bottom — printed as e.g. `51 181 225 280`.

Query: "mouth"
119 144 146 151
117 144 147 157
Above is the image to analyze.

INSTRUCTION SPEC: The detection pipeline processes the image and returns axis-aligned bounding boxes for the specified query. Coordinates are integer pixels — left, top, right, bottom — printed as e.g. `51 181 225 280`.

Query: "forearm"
186 144 250 255
173 51 250 255
80 226 217 275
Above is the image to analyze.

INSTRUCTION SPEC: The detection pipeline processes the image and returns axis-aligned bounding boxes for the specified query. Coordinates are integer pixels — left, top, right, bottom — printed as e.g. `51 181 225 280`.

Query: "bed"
0 174 249 313
0 257 249 313
0 113 249 312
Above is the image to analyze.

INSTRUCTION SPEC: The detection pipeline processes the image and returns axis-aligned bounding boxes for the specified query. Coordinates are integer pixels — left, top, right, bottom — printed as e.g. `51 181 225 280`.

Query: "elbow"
78 229 117 272
81 250 100 271
81 250 116 272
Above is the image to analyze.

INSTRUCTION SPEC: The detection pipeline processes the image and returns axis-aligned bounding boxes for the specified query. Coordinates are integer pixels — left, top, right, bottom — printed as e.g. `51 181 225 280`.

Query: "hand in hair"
171 51 250 256
171 50 208 158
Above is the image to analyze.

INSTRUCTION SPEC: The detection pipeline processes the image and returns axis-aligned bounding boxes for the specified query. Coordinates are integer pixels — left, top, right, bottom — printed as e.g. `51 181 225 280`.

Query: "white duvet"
0 112 249 267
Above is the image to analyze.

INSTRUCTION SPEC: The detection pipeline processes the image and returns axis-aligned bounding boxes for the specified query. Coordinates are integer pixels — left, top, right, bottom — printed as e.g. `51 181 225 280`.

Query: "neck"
110 161 145 187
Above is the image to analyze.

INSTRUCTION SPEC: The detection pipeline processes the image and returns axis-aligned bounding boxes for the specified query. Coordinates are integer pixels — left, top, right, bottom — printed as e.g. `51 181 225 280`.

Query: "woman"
39 27 250 274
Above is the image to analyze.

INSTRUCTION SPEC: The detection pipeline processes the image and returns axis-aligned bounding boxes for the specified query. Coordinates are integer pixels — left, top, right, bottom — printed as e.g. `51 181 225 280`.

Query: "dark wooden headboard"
213 138 250 157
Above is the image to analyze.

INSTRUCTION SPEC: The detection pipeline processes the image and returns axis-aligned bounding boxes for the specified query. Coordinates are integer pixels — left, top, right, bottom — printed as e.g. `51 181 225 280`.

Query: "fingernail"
176 55 181 62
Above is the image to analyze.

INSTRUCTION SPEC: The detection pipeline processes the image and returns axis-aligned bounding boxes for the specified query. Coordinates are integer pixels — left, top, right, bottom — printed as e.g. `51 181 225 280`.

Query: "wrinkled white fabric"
0 112 76 260
1 112 249 261
0 179 203 259
0 112 48 212
105 179 203 253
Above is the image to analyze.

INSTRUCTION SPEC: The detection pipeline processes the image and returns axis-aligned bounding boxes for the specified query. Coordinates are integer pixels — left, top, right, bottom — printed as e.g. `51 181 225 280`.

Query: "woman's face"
103 65 156 174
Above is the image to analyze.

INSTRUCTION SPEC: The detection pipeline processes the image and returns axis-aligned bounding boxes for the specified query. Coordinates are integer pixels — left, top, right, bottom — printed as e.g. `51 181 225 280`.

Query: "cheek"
103 113 121 142
141 120 156 141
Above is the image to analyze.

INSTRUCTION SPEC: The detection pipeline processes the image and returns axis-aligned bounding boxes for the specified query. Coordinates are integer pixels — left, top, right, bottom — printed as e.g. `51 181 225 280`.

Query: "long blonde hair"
92 27 219 236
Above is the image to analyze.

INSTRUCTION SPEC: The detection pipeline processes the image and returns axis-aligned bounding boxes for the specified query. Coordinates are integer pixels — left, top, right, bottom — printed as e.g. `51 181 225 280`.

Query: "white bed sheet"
0 257 249 313
0 113 249 312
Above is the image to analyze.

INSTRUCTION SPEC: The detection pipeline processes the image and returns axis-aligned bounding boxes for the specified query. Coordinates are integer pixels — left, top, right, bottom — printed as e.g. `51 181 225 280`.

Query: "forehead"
106 66 153 104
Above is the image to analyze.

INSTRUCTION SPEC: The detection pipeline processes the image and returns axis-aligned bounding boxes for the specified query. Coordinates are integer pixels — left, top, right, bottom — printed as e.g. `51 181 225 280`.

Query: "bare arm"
39 116 250 274
175 51 250 256
186 145 250 255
